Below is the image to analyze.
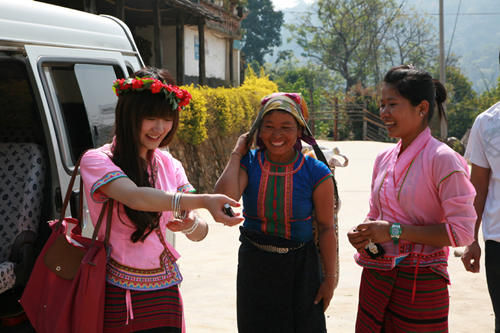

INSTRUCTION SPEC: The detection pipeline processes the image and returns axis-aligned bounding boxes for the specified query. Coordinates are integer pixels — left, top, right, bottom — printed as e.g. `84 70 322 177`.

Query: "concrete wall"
136 25 231 83
204 30 227 80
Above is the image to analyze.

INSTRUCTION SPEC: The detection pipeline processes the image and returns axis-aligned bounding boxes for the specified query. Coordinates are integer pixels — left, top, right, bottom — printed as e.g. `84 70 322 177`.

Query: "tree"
288 0 401 92
385 11 438 73
269 56 345 138
288 0 437 92
241 0 283 66
475 76 500 114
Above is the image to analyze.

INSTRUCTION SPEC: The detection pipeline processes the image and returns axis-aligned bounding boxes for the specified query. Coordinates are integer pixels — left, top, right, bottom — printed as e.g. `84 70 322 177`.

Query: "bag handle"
56 152 113 244
90 199 114 245
55 153 86 231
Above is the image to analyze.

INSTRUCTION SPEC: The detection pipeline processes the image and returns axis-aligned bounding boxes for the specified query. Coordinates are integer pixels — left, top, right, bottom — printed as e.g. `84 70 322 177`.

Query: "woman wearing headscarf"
215 93 338 333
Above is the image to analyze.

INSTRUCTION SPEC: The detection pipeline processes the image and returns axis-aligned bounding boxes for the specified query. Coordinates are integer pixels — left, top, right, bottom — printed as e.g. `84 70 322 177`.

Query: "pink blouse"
354 127 476 281
80 143 195 291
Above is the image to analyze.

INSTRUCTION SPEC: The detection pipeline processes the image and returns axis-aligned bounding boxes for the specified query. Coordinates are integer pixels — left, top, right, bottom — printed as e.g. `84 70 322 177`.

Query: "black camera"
223 203 234 217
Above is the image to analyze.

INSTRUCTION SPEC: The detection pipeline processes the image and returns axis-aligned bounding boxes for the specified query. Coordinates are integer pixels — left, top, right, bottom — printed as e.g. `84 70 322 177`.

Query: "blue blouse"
240 149 332 242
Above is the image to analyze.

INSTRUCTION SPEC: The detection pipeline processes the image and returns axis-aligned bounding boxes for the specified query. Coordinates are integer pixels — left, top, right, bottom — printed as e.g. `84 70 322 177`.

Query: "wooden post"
115 0 125 20
334 97 338 141
198 18 206 86
309 87 315 136
362 108 367 140
89 0 96 13
176 14 185 85
229 38 234 86
153 0 163 68
83 0 96 13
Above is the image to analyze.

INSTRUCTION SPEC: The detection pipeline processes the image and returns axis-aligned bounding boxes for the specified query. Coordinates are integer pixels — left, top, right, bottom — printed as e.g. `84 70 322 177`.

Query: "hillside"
267 0 500 93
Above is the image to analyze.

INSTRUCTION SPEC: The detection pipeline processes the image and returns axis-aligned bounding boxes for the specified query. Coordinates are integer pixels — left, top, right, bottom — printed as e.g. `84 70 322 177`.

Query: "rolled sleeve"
439 172 477 247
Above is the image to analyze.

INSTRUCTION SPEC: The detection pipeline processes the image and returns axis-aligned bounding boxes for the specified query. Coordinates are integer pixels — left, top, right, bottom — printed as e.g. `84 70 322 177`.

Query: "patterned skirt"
103 283 182 333
356 266 449 333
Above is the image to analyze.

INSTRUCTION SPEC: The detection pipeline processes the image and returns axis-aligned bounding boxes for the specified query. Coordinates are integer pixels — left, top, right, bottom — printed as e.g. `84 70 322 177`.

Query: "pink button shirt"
80 143 194 290
355 128 476 280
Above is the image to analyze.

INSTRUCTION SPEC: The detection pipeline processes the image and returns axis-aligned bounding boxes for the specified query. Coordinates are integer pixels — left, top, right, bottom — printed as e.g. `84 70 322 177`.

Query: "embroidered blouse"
354 128 476 281
80 143 195 291
240 149 332 242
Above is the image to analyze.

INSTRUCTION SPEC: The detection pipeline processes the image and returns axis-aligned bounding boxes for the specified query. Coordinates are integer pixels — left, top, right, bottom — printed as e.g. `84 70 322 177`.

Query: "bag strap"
312 144 340 211
55 153 86 231
90 199 114 246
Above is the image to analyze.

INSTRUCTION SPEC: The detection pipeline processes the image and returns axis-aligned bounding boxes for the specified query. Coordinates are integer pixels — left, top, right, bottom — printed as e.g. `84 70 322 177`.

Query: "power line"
427 12 500 16
446 0 462 62
282 10 500 16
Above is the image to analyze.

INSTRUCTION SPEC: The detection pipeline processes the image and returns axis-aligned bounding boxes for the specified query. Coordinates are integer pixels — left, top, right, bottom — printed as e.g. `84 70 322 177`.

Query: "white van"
0 1 144 330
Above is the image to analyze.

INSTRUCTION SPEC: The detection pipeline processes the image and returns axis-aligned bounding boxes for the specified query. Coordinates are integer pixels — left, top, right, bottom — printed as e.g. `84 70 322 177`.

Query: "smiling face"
258 110 301 163
380 83 428 151
138 117 173 159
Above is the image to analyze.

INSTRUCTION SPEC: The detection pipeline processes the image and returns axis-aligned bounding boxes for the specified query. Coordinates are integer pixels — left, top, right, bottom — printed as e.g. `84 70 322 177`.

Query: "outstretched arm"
99 177 243 226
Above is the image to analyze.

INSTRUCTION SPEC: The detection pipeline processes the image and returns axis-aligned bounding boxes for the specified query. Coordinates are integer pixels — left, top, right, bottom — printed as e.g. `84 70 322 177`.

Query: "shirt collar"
392 127 432 182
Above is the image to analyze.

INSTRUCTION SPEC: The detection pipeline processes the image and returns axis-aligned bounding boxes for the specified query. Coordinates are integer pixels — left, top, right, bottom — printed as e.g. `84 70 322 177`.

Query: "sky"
271 0 315 10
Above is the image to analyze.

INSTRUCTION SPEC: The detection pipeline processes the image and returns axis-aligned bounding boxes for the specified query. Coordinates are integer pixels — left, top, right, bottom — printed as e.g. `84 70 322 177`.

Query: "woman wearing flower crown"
215 93 338 333
80 67 243 333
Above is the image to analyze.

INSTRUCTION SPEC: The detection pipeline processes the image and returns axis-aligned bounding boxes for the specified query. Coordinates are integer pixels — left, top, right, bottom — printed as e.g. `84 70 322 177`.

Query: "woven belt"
246 237 305 254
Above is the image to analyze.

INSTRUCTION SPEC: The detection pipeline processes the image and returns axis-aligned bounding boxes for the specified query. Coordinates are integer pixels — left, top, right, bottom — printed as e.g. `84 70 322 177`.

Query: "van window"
42 63 124 166
74 64 118 147
0 59 44 144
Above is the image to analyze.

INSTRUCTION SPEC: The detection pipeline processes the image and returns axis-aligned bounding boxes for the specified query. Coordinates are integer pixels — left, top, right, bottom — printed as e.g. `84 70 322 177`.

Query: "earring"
419 112 424 117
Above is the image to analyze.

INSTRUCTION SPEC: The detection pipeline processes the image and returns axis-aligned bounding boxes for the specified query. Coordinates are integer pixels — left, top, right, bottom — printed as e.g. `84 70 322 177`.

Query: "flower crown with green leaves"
112 77 192 111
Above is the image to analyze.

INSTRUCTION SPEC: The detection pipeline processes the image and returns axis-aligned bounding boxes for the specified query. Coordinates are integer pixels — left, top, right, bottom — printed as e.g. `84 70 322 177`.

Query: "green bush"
178 69 278 145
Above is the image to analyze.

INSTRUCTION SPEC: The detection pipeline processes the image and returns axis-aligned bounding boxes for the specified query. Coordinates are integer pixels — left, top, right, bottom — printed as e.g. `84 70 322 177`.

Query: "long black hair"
112 67 179 242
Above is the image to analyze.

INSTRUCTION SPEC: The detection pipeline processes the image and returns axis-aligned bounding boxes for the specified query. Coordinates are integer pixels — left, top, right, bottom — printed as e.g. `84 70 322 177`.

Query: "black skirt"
237 227 326 333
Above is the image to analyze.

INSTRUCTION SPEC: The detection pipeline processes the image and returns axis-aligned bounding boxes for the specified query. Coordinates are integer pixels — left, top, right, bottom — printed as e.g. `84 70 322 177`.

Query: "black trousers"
486 240 500 333
237 233 326 333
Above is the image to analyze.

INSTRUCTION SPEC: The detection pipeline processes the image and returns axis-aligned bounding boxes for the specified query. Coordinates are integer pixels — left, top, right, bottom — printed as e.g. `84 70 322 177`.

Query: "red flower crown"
112 77 192 111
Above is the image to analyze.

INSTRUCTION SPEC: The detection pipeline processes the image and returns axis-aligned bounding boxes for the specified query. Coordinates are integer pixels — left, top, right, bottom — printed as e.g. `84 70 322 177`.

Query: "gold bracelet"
324 273 336 279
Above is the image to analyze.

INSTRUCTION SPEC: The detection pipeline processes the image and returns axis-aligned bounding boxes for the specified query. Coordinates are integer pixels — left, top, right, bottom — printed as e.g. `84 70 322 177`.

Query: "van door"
25 45 131 228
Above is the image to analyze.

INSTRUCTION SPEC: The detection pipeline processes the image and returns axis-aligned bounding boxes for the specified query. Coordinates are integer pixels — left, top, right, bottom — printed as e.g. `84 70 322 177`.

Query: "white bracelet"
175 192 181 218
182 216 199 235
171 191 176 216
173 192 186 220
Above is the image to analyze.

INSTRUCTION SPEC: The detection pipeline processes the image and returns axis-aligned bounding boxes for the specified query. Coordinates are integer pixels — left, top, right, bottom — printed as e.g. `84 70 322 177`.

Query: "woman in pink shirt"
80 67 243 333
347 65 476 332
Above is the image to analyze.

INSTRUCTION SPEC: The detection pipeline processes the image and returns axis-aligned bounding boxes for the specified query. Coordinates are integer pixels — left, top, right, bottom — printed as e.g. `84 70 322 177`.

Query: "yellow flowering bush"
177 85 208 145
179 69 278 145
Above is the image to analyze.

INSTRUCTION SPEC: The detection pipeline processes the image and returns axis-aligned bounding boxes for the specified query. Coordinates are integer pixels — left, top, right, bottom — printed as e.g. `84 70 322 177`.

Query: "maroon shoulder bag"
20 154 112 333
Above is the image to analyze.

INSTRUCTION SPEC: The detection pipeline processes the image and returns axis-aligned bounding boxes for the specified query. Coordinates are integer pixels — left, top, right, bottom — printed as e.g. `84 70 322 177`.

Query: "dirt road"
177 140 494 332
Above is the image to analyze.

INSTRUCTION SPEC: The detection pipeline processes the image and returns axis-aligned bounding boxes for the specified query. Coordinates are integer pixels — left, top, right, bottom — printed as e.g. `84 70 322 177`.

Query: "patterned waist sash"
106 229 182 291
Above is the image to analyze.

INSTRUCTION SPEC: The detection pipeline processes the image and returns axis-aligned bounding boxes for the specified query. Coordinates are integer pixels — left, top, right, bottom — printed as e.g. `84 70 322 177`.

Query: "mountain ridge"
267 0 500 93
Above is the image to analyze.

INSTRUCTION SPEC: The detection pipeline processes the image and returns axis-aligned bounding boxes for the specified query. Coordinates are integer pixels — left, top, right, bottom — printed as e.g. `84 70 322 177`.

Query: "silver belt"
246 237 305 254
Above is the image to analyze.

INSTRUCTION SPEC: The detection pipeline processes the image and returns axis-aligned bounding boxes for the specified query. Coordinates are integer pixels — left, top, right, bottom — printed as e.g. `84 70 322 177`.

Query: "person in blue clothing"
215 92 338 333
